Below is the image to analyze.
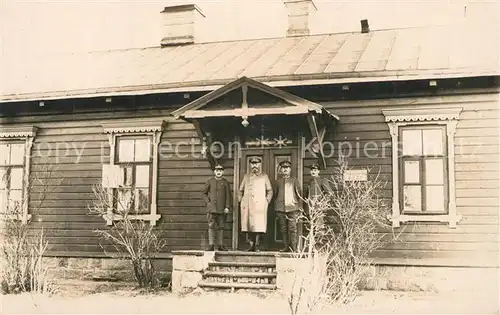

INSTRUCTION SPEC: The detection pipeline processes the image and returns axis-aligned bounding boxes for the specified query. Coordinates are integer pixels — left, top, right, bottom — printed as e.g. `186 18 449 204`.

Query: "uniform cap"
213 164 224 170
279 160 292 167
249 157 262 163
309 163 320 170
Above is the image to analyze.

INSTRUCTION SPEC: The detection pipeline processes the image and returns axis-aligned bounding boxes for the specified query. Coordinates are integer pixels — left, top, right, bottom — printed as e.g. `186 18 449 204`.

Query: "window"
382 107 462 228
400 126 447 214
115 136 152 214
101 120 165 226
0 127 37 224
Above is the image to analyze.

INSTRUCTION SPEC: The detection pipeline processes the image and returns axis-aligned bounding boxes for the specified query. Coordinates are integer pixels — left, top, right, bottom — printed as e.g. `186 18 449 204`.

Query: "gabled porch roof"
172 77 338 169
171 76 339 121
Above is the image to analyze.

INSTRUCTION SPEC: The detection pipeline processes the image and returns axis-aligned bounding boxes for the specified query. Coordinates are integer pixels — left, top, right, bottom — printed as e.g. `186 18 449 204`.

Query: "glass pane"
116 189 132 213
134 139 151 162
0 189 7 214
135 165 150 188
118 139 134 163
10 143 25 165
403 186 422 212
0 168 7 189
423 129 444 155
402 130 422 156
9 168 24 190
425 159 444 185
135 189 149 214
426 186 445 212
404 161 420 184
0 144 9 165
8 189 23 212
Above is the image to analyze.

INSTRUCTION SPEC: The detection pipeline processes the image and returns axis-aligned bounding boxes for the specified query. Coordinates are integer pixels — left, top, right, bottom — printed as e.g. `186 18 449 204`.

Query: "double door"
238 148 299 250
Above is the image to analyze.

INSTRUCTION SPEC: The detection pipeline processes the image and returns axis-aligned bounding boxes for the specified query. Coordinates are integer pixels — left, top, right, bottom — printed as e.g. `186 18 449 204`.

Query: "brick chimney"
160 4 205 47
283 0 317 36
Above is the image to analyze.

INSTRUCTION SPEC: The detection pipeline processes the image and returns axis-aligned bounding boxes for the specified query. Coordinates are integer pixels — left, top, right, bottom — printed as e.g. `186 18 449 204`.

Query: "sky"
0 0 499 56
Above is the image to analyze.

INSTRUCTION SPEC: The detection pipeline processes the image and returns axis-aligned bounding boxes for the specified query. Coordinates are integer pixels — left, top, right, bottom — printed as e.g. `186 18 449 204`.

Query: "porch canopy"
171 77 339 169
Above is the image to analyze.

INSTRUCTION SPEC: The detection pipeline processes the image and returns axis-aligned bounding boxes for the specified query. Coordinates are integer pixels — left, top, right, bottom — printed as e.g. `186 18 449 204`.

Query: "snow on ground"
1 281 498 315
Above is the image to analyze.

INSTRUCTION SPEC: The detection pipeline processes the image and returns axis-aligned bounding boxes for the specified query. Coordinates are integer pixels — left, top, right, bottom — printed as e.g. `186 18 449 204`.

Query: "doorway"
238 148 299 251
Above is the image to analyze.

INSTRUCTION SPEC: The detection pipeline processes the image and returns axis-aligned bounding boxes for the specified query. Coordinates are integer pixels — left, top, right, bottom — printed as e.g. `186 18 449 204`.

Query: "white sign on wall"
102 165 124 188
343 169 368 182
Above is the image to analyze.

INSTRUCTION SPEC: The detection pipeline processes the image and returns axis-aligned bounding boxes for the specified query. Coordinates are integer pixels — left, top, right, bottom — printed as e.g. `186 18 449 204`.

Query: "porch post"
232 136 241 250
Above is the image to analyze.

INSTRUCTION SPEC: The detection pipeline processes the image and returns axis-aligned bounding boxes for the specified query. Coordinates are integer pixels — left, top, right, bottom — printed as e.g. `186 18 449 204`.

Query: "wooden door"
238 148 298 251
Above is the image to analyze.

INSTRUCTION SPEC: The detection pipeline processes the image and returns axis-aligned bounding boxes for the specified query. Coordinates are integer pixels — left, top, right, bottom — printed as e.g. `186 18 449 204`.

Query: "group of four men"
202 156 331 252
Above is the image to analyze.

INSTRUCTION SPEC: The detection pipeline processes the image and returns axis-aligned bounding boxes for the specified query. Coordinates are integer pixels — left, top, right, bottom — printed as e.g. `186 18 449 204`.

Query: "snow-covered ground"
1 281 498 315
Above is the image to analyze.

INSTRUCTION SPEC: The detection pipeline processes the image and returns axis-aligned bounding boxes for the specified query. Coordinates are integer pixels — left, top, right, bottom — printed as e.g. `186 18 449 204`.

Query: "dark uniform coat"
202 177 232 214
273 176 301 213
306 177 332 199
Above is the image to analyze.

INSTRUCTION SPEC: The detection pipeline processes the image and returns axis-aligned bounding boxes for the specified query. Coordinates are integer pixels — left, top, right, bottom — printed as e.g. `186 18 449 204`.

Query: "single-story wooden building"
1 2 499 290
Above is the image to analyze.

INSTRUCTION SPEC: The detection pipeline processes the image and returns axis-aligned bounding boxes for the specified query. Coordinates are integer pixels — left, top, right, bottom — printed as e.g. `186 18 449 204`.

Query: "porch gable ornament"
382 107 462 228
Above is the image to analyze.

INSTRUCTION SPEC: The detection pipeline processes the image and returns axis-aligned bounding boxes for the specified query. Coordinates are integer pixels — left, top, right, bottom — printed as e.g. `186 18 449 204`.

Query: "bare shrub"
0 164 61 294
285 157 398 314
88 184 167 289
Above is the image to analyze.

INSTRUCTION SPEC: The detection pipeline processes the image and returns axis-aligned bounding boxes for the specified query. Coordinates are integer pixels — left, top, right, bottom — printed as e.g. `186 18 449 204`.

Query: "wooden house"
1 2 499 289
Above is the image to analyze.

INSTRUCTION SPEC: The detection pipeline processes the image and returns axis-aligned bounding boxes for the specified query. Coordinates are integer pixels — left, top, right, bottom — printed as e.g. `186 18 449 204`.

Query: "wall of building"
1 88 498 269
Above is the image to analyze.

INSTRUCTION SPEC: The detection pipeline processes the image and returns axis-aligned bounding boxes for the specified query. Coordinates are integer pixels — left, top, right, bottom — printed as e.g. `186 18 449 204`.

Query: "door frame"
231 133 304 250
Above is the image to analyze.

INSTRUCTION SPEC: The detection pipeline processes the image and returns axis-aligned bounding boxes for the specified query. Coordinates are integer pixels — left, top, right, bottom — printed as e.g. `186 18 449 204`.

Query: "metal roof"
1 24 498 102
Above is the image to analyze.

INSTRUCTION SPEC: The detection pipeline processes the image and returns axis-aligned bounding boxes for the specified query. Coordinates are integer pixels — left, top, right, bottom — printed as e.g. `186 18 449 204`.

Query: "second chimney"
284 0 317 37
160 4 205 47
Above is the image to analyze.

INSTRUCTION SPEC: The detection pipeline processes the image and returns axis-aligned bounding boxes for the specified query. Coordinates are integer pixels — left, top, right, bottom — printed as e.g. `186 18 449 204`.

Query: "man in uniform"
273 160 302 252
238 156 273 252
305 164 332 200
202 164 232 251
305 163 332 228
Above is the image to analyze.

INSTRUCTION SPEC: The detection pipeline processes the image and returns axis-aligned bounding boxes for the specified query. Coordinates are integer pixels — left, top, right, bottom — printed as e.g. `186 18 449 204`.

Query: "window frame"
0 126 37 224
382 107 462 228
399 125 449 215
102 120 165 226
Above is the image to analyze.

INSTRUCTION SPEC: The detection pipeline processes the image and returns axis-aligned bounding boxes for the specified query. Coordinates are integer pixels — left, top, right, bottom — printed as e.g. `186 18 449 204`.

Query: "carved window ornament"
0 126 38 224
101 120 165 226
382 107 462 228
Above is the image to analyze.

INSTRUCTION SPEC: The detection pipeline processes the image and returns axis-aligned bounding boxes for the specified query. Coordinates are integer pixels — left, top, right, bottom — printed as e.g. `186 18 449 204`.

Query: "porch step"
203 270 277 285
198 280 276 290
207 261 276 273
204 271 277 278
214 251 277 264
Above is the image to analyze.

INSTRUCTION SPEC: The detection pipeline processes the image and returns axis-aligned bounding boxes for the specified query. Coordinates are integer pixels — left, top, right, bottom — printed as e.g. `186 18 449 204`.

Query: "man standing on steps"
202 164 232 251
273 160 302 252
238 156 273 252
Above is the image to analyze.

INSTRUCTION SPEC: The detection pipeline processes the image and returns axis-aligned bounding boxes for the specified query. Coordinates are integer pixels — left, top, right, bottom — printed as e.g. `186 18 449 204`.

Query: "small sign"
344 169 368 182
102 165 123 188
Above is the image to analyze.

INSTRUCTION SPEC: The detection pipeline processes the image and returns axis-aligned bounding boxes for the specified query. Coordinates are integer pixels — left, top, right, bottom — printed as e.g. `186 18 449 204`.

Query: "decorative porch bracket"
191 119 217 169
306 113 327 169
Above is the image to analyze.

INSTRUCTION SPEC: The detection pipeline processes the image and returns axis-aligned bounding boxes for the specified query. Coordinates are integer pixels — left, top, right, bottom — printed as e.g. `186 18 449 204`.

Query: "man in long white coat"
238 156 273 251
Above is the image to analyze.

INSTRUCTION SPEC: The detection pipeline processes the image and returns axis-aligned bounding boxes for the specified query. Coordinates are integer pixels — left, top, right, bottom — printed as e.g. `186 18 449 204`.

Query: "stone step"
207 261 276 273
203 270 276 285
198 280 277 290
214 251 277 264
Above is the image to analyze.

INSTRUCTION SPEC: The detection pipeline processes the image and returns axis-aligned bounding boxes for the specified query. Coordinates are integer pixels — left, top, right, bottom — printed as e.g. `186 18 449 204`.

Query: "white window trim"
382 107 462 228
0 126 38 224
101 120 165 226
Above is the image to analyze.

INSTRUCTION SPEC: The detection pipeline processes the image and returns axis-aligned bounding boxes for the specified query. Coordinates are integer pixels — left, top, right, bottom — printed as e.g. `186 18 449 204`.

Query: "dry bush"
0 164 61 294
286 157 398 314
88 184 167 289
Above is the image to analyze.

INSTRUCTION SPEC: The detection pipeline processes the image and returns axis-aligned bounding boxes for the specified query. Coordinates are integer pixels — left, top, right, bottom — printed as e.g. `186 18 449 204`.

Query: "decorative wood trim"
382 107 462 228
102 119 166 134
0 126 38 138
102 120 166 226
192 119 216 169
306 113 326 169
382 107 462 122
184 106 311 119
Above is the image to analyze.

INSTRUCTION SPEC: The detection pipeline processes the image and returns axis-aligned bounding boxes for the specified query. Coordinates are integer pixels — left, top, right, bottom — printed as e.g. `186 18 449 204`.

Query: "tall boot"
254 233 261 252
217 229 227 251
246 233 255 252
206 228 215 251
